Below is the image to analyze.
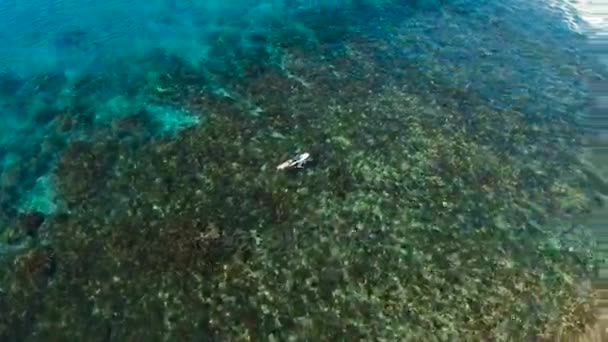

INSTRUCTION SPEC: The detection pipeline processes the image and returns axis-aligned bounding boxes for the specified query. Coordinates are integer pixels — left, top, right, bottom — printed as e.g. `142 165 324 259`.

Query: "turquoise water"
0 0 604 340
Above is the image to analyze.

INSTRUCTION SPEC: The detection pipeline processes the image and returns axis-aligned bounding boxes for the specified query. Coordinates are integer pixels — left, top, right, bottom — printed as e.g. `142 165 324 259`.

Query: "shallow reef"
0 2 603 341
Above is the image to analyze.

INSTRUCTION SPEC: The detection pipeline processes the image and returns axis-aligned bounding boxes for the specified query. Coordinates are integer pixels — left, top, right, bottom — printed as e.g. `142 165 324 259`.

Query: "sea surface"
0 0 605 340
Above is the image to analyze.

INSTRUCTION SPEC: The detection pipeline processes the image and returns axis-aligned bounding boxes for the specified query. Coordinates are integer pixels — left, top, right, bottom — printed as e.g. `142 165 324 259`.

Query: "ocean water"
0 0 605 340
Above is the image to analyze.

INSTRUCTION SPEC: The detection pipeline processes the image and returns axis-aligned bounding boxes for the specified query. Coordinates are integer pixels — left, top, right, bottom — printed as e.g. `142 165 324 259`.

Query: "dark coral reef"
0 2 601 341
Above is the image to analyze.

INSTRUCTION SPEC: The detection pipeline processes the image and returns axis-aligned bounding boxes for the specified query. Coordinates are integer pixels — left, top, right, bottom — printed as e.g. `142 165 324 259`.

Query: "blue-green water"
0 0 605 340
